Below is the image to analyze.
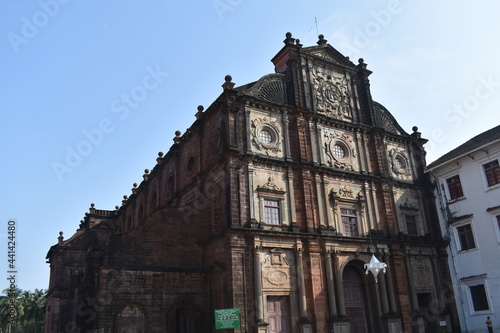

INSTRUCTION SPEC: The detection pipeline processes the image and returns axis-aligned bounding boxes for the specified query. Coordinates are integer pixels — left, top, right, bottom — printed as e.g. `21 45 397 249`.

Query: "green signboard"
214 308 241 330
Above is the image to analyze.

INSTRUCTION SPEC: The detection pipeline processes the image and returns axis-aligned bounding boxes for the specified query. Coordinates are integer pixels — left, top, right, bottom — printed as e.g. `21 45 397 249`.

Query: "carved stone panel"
412 256 433 289
311 64 352 120
248 108 284 158
323 128 357 170
261 248 295 291
387 144 412 181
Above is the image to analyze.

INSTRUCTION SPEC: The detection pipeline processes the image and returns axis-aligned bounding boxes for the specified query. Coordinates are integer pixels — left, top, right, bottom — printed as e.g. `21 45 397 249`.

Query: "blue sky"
1 1 499 291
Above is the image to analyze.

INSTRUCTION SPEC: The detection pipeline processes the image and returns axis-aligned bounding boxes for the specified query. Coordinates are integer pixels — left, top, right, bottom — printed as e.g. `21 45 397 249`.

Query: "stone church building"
45 33 460 333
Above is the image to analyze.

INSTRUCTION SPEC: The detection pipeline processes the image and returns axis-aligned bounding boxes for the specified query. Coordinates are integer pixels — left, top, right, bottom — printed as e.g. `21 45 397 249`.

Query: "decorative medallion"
266 270 289 286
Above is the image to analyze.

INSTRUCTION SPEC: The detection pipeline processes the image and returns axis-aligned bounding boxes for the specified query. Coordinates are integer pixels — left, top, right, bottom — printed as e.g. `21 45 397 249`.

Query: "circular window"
255 123 280 149
259 129 272 144
332 144 345 159
394 155 406 170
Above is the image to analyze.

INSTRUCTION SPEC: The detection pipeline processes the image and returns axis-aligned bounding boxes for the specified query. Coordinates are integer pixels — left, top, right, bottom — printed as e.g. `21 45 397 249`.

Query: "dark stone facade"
45 33 460 333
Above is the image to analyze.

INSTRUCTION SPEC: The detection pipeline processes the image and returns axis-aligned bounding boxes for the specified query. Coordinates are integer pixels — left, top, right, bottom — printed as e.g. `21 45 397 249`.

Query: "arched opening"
343 265 370 333
167 303 201 333
174 306 194 333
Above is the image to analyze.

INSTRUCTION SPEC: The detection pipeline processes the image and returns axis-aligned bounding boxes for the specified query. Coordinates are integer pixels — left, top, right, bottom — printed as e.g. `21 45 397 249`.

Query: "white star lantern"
364 254 387 282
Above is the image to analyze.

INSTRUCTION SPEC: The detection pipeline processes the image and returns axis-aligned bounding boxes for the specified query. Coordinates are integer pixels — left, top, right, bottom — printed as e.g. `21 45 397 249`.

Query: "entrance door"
267 296 292 333
343 266 369 333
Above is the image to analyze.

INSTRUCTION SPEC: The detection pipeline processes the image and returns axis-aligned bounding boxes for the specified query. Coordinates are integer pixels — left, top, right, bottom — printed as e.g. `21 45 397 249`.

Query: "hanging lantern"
364 254 387 283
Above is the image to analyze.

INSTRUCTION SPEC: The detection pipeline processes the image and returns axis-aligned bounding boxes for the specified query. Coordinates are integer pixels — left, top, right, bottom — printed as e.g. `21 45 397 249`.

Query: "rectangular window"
446 175 464 200
341 208 358 237
483 160 500 187
457 224 476 251
405 215 418 237
497 215 500 232
264 199 280 224
470 284 489 311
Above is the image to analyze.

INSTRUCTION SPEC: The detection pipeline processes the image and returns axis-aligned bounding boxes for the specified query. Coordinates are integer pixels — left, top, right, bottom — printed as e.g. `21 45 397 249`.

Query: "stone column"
287 167 297 225
296 244 308 319
323 179 333 229
404 251 419 311
333 251 346 317
253 242 264 324
248 162 255 223
245 109 252 154
296 241 312 333
325 248 338 318
384 254 397 313
315 174 326 229
378 268 390 315
282 111 292 161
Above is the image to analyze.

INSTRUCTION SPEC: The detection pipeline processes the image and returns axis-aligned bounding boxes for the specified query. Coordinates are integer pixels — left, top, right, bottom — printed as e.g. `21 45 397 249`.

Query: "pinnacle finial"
222 75 235 90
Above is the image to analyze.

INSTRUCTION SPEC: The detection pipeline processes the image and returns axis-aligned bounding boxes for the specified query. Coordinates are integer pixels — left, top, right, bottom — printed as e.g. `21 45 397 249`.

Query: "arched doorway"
174 306 194 333
343 265 369 333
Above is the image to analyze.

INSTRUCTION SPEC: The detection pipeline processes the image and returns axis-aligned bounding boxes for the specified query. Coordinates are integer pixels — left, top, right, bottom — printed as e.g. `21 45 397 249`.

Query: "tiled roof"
427 124 500 170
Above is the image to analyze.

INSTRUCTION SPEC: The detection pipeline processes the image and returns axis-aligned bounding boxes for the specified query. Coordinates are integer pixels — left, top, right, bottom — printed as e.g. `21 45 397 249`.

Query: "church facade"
45 33 460 333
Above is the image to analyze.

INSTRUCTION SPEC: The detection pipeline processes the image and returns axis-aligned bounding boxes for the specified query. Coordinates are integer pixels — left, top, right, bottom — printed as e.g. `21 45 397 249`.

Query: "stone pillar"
282 111 292 161
404 251 419 311
245 109 252 154
296 244 308 318
315 174 326 229
287 167 297 226
248 162 255 224
325 248 338 318
316 124 323 165
333 251 346 317
378 269 390 315
253 242 265 325
384 254 397 314
323 179 333 229
296 241 312 333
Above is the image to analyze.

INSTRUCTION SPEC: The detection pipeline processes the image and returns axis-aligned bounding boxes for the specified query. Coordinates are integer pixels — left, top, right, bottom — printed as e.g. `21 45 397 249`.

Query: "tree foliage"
0 288 46 333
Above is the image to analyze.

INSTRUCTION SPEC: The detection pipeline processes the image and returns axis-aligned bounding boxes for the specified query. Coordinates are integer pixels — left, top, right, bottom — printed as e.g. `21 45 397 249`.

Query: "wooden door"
267 296 292 333
343 266 369 333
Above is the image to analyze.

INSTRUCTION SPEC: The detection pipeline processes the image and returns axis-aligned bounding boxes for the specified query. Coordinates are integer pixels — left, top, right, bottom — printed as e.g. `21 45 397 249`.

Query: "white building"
427 124 500 333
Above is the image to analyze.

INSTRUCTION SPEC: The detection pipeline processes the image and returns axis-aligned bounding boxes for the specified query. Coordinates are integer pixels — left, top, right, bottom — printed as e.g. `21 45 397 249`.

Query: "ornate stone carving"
388 147 411 180
257 177 284 192
250 117 282 155
312 65 352 120
324 130 356 170
338 185 354 198
262 248 293 290
412 256 432 289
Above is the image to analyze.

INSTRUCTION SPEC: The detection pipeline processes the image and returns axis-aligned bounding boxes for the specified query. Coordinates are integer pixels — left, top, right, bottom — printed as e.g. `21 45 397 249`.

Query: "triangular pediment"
301 45 355 69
